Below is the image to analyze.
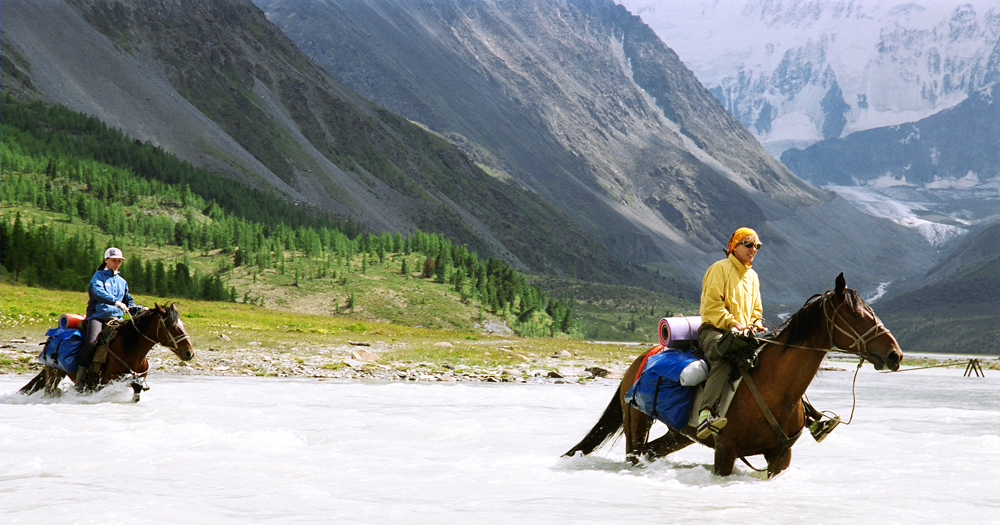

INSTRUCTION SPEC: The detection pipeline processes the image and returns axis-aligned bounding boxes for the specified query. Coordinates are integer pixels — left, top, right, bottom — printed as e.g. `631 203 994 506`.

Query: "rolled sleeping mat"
658 315 701 349
59 313 86 329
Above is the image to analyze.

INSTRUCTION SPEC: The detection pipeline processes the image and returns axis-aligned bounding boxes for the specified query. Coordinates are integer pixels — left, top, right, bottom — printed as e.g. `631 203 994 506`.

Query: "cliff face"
256 0 931 305
259 0 822 253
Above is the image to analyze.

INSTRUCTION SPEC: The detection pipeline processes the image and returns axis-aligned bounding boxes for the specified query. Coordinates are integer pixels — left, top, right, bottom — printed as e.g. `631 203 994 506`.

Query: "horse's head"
151 302 195 362
826 273 902 371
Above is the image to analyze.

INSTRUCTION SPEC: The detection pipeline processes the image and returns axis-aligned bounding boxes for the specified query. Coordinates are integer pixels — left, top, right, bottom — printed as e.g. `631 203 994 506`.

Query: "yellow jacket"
699 253 763 330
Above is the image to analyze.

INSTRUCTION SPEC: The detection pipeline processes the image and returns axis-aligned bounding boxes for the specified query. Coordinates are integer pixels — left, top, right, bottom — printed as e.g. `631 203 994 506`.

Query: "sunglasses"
738 241 762 249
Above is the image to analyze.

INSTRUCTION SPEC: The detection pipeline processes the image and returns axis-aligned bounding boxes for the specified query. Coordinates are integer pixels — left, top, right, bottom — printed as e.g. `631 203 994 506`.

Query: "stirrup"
809 416 841 443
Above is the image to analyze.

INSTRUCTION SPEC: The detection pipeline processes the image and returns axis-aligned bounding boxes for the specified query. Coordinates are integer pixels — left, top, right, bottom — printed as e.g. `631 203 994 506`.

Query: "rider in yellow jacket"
696 227 765 439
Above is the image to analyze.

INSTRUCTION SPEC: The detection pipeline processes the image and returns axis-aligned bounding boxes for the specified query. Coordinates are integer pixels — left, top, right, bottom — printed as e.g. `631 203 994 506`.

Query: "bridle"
119 310 191 378
820 291 893 363
136 311 192 353
758 291 894 361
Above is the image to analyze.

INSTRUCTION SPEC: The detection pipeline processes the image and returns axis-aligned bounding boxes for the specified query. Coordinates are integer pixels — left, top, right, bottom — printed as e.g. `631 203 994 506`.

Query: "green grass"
532 276 698 343
2 199 701 347
0 282 649 371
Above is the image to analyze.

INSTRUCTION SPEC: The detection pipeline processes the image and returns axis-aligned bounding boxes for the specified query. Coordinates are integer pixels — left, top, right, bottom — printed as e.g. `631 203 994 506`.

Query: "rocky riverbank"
6 336 996 386
1 336 628 384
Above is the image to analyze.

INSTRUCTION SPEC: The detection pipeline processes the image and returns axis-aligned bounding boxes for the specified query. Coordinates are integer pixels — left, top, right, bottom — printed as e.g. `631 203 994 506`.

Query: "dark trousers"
77 317 105 367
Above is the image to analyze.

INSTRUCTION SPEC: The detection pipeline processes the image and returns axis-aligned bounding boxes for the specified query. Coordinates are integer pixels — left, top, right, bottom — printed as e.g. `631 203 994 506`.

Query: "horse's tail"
19 371 45 395
563 388 624 457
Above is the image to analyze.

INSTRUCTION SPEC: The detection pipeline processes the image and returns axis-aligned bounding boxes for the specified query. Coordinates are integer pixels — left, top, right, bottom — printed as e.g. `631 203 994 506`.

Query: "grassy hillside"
1 94 697 342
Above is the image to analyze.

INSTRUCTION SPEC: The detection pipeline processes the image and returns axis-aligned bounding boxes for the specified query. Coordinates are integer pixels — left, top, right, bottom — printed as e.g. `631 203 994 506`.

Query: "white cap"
104 247 126 260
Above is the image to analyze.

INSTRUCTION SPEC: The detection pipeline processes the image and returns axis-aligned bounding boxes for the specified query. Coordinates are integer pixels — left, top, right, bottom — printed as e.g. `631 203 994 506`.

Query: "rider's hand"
115 301 128 312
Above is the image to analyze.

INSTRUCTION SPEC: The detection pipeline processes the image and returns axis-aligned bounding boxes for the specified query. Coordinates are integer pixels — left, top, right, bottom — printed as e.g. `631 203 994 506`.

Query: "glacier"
619 0 1000 156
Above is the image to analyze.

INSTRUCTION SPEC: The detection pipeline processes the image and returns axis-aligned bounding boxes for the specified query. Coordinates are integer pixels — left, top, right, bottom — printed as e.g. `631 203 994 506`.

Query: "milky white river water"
2 366 997 524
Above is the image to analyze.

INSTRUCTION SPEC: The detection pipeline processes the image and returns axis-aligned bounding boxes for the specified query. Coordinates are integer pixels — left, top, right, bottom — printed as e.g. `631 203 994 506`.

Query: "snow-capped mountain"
620 0 1000 156
781 84 1000 248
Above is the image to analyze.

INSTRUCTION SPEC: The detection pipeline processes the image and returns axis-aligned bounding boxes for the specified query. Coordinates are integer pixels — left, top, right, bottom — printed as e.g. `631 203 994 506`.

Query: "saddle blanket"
37 328 84 374
625 348 707 430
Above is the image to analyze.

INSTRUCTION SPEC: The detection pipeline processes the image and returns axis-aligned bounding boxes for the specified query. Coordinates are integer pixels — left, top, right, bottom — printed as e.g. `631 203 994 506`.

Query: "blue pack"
37 328 84 373
624 350 701 430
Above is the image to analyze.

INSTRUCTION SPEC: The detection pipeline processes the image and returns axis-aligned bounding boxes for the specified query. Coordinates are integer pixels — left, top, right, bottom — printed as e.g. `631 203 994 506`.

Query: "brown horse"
565 273 902 478
19 303 194 401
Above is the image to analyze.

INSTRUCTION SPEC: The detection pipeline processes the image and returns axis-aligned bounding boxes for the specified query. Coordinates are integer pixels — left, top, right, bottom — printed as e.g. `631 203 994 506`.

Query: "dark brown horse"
565 273 902 478
19 303 194 401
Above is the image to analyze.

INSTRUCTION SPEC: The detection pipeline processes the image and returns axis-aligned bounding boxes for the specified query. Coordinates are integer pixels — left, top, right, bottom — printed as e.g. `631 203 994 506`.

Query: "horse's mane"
774 288 863 348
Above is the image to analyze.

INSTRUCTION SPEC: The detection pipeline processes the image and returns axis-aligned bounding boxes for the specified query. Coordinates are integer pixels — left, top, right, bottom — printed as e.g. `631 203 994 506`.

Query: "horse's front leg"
712 438 738 476
764 447 792 478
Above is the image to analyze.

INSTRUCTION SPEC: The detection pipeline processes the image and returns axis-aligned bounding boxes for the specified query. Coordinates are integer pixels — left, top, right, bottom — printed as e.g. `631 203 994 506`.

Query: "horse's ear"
170 302 178 311
835 273 846 298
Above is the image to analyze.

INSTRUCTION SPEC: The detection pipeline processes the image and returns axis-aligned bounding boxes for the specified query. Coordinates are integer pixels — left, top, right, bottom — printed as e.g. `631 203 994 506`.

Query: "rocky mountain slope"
1 0 644 289
3 0 941 308
782 86 1000 189
780 84 1000 246
876 221 1000 354
624 0 998 317
255 0 935 307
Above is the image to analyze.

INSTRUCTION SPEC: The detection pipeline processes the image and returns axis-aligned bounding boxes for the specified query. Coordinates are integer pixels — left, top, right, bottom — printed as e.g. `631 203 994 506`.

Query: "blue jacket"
86 269 141 321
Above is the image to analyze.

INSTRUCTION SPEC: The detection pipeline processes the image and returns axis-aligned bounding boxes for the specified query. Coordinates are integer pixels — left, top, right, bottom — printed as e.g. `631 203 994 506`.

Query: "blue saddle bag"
624 349 700 430
37 328 84 373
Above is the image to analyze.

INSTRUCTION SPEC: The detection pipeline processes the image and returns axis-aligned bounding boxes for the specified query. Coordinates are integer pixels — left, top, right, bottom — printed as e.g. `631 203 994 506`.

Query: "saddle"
85 319 124 374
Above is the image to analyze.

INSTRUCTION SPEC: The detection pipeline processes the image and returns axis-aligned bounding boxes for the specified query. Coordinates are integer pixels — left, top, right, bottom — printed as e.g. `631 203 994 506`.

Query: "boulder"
351 349 379 362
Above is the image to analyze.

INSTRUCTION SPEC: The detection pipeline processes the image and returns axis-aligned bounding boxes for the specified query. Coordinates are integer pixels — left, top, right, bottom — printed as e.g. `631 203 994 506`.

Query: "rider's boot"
809 416 841 443
696 408 727 439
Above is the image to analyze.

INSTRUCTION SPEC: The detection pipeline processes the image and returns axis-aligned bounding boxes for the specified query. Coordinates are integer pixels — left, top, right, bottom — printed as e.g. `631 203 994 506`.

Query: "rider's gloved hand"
115 301 128 313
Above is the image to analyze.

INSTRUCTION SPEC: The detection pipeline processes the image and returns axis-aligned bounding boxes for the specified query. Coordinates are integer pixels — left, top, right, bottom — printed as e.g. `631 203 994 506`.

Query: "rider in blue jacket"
75 247 146 388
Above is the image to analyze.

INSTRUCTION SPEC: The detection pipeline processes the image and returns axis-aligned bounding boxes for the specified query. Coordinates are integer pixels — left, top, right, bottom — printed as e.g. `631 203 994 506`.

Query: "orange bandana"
725 227 759 255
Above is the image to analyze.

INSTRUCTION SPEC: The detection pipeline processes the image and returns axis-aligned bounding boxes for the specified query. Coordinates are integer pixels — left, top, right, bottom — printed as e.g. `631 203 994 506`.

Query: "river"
2 366 997 524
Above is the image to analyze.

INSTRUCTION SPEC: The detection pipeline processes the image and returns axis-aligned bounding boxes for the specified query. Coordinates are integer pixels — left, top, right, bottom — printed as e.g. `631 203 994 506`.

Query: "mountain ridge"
2 0 939 308
3 0 668 293
257 0 935 306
